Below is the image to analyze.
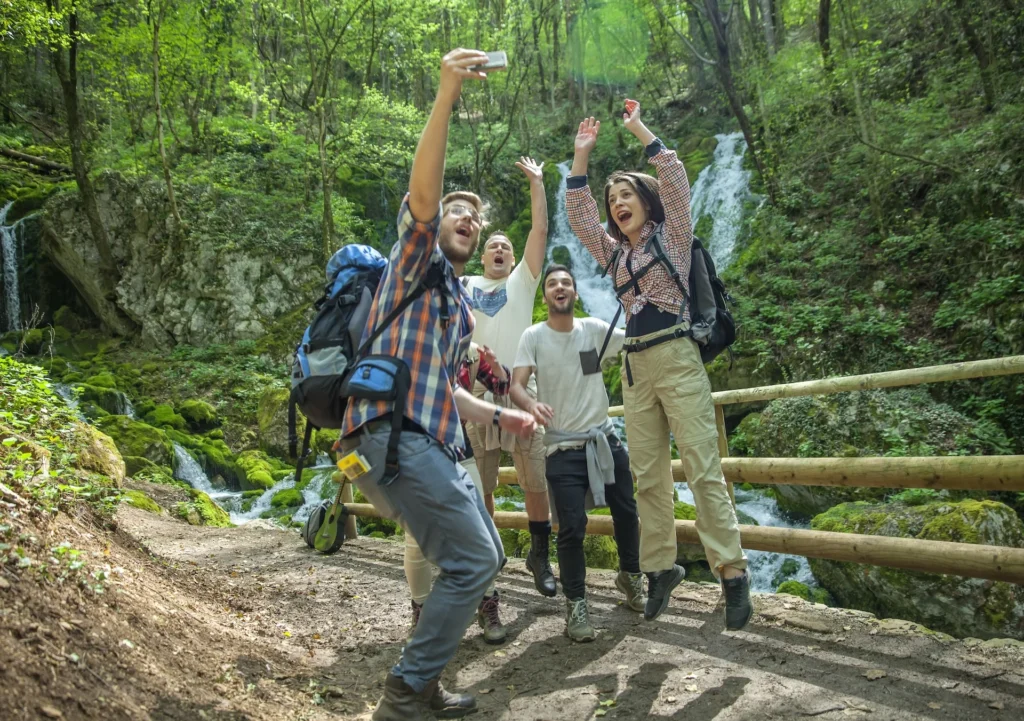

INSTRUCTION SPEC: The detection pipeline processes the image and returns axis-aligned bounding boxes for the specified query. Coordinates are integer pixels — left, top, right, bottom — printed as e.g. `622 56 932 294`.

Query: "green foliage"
121 490 162 514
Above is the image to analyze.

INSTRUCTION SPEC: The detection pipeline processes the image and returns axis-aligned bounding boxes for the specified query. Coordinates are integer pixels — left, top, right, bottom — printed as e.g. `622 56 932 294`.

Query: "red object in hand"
624 99 639 116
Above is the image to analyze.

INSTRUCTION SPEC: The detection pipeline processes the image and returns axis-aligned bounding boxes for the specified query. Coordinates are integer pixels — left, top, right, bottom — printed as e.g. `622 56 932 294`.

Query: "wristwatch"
492 407 503 427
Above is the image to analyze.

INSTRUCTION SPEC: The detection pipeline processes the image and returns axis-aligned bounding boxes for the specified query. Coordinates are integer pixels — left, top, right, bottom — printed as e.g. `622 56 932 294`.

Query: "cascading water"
554 139 810 593
689 132 756 271
549 162 623 325
173 443 244 514
1 202 23 332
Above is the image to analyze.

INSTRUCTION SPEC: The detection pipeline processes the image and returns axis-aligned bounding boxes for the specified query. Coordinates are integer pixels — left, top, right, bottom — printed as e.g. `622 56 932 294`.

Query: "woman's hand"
622 98 655 146
575 117 600 155
515 156 545 184
479 345 507 381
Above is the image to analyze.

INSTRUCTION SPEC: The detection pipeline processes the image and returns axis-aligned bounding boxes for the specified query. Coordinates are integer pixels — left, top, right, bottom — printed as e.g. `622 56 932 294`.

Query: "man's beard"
439 229 478 264
548 298 575 315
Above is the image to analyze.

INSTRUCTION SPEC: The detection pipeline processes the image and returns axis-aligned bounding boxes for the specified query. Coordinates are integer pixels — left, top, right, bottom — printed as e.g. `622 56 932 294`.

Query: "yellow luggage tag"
336 450 371 481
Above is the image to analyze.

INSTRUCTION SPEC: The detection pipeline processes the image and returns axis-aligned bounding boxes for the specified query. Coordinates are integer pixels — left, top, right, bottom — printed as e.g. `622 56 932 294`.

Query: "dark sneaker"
644 565 686 621
565 597 597 642
722 570 753 631
425 679 478 718
525 534 557 597
476 592 507 644
407 600 422 641
372 673 428 721
615 570 646 612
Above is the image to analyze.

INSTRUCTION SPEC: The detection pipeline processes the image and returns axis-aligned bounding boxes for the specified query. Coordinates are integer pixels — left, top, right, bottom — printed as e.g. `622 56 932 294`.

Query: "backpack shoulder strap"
596 307 623 365
645 224 691 320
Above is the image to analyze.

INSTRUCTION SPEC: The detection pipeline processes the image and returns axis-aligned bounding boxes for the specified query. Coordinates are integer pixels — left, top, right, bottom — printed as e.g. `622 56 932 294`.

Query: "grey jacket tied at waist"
543 419 616 508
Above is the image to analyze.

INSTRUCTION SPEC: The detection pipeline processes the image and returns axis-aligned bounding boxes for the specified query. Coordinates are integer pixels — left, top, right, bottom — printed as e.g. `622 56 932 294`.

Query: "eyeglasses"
446 204 481 226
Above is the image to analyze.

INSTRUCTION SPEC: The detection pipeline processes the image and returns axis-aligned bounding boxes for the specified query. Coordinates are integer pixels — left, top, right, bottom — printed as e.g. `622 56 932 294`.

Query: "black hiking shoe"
372 673 427 721
525 533 557 597
644 564 686 621
722 570 753 631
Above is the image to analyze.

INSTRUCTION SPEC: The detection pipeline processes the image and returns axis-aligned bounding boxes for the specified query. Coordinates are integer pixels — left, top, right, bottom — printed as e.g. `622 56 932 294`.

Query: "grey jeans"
341 422 504 692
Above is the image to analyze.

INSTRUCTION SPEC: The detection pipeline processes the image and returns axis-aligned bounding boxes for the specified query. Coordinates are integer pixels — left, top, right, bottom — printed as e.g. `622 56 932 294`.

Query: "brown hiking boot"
425 679 478 718
476 591 507 644
372 673 427 721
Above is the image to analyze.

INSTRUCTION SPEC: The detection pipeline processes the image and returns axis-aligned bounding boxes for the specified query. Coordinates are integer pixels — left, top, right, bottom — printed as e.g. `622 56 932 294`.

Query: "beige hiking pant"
404 457 496 603
465 420 548 495
621 326 747 576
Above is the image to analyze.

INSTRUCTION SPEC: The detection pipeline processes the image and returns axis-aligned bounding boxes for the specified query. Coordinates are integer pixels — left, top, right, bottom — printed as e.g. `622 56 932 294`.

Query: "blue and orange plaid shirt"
341 195 475 449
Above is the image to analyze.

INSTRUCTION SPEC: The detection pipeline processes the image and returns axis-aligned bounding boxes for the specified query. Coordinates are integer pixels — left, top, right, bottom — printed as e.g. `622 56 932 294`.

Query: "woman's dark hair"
603 171 664 244
542 263 576 290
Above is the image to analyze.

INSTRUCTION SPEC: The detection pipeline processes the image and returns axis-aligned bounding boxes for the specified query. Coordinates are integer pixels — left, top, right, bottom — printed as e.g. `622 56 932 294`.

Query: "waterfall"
689 132 756 271
549 162 623 325
1 202 22 332
172 443 244 514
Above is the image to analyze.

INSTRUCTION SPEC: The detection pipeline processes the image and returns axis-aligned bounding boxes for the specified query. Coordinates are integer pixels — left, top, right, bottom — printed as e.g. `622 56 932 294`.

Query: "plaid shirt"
457 346 511 397
341 195 475 449
565 138 693 325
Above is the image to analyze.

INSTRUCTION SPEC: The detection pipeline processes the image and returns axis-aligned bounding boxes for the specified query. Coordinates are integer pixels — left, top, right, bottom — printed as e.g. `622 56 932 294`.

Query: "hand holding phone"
473 51 508 71
623 98 640 120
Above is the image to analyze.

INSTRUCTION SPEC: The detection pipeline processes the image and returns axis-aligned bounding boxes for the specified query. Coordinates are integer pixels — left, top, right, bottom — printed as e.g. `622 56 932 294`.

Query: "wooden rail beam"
607 355 1024 414
343 503 1024 584
495 456 1024 491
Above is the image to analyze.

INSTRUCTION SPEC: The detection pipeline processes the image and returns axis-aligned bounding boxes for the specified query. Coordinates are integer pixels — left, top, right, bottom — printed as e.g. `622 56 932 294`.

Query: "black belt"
621 326 693 387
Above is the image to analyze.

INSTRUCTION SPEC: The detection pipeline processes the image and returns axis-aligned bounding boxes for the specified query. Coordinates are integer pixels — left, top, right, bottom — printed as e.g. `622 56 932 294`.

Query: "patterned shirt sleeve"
393 193 443 282
476 355 511 397
565 179 619 269
647 140 693 288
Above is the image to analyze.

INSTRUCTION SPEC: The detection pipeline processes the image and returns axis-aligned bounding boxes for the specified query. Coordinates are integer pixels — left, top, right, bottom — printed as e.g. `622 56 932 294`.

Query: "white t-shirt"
514 317 625 455
465 262 541 397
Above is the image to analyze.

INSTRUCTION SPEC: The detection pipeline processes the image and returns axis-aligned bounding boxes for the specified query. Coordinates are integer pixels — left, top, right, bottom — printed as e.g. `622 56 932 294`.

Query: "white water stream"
689 132 757 270
1 201 24 332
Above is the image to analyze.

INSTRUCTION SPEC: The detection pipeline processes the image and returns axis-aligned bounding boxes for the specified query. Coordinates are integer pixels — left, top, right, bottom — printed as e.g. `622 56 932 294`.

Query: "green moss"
61 371 84 384
674 501 697 520
776 580 812 600
75 383 130 416
96 415 174 467
583 534 619 570
772 558 801 587
177 399 219 431
134 399 156 417
144 403 188 431
122 490 162 514
237 449 277 490
271 488 303 508
176 489 232 527
85 372 118 389
141 362 159 373
206 428 224 440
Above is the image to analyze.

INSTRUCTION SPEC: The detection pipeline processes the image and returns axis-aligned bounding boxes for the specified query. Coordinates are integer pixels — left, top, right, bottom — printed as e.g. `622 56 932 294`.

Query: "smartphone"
474 51 508 71
624 98 639 116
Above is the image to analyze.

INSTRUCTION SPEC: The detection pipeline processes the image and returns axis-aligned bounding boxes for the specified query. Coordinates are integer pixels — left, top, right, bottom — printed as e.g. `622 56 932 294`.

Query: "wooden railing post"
714 404 736 507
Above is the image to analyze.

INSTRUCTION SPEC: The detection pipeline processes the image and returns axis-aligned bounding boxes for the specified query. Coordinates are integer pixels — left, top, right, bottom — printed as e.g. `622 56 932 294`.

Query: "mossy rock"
61 371 84 384
178 436 245 489
271 488 303 508
257 387 295 459
271 469 294 482
809 499 1024 639
237 449 278 491
176 400 219 431
16 329 45 355
134 399 157 417
206 428 224 440
776 580 812 601
772 558 801 587
176 489 232 527
122 490 162 514
144 403 188 431
75 383 133 416
84 372 118 389
74 423 126 486
96 415 174 468
124 455 173 478
141 362 160 373
583 534 619 570
53 306 88 333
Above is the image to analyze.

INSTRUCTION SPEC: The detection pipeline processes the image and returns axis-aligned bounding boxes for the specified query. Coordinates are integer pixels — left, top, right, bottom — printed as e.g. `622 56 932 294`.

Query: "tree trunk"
50 13 118 279
952 0 996 109
317 103 334 262
758 0 776 59
770 0 784 50
704 0 776 203
152 12 182 229
818 0 833 74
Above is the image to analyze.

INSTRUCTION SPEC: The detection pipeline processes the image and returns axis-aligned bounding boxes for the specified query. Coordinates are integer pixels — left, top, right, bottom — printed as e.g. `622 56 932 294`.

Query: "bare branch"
651 0 717 65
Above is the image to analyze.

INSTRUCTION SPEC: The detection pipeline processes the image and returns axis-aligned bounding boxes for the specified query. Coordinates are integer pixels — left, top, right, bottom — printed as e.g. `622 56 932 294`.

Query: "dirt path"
4 505 1024 720
115 507 1024 721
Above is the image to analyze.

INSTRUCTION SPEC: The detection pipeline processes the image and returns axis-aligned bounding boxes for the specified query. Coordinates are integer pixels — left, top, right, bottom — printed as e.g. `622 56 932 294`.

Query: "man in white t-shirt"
510 264 644 642
463 156 556 598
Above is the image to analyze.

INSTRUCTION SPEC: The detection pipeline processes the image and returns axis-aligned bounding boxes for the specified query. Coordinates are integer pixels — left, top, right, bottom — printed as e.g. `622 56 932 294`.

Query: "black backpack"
600 226 736 382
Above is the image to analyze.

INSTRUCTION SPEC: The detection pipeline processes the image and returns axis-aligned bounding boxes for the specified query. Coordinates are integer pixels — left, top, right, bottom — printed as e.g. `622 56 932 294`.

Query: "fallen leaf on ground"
940 681 958 689
927 702 941 709
479 689 492 695
989 701 1004 710
666 697 677 703
863 669 887 681
493 650 506 657
685 685 699 693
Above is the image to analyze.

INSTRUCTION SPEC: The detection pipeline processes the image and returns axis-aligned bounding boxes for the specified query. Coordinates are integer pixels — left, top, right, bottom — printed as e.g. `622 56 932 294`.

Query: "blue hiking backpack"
288 243 447 481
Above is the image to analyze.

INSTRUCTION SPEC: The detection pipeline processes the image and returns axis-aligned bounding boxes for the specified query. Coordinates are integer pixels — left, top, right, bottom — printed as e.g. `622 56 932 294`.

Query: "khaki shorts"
465 421 548 495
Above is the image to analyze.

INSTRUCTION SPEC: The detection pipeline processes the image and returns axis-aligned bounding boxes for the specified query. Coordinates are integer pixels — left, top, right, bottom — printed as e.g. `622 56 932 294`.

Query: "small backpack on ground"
601 226 736 377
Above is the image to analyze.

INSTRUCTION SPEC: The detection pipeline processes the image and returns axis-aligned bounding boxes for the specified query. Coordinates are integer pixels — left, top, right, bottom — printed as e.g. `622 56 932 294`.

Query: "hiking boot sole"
432 707 479 719
644 566 686 622
564 627 596 643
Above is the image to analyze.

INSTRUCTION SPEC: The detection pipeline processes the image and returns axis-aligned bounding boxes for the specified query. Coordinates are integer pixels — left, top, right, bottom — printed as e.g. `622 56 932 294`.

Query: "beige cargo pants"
621 326 747 576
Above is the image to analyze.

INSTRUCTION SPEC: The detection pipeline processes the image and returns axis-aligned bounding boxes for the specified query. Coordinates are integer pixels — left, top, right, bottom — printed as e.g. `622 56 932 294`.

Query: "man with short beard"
339 49 537 721
510 265 644 642
463 157 558 602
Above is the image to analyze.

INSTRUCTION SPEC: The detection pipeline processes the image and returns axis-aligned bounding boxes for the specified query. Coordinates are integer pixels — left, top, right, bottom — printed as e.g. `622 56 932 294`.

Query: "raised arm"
408 49 490 222
516 157 547 278
565 117 619 268
476 345 510 396
624 101 692 260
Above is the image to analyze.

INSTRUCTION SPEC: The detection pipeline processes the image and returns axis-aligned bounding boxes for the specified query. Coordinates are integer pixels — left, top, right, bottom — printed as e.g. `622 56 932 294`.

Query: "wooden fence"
346 355 1024 584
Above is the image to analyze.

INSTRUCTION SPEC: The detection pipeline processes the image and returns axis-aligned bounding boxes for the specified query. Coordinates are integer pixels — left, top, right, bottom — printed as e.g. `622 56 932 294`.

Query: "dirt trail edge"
5 506 1024 721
